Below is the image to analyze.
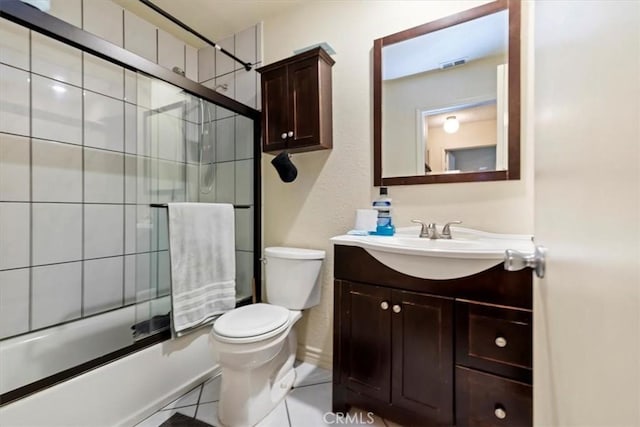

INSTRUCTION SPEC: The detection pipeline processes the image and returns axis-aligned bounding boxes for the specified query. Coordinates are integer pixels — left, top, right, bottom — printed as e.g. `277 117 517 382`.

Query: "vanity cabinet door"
341 281 392 402
260 66 289 152
286 56 320 149
391 290 454 425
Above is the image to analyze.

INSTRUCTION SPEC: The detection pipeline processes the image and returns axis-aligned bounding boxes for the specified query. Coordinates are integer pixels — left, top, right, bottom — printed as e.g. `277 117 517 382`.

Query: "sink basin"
330 226 534 280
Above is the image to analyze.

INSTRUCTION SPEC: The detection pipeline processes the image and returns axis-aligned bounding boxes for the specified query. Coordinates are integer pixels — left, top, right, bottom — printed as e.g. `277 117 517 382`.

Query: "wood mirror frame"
373 0 521 186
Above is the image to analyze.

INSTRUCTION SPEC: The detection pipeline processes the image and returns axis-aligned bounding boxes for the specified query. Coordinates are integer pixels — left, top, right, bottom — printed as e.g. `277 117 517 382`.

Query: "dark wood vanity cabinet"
337 281 453 423
333 245 533 427
257 47 334 154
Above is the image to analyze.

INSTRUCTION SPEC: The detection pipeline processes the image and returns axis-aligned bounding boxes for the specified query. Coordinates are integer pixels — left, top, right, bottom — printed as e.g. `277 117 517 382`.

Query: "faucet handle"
441 221 462 239
411 219 429 237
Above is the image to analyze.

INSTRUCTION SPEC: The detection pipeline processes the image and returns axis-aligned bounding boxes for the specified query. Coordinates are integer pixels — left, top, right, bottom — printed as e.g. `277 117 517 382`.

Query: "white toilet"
211 246 325 427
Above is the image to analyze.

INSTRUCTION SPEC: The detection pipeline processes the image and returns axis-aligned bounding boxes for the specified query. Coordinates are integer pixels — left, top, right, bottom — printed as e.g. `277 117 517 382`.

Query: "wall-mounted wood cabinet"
257 47 334 154
333 245 533 427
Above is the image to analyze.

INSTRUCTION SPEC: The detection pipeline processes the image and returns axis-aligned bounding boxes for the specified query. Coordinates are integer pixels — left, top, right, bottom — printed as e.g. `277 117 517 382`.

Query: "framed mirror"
373 0 520 185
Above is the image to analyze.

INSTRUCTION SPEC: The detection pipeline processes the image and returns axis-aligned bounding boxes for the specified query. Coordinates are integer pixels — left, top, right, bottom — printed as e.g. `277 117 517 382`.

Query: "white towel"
167 203 236 335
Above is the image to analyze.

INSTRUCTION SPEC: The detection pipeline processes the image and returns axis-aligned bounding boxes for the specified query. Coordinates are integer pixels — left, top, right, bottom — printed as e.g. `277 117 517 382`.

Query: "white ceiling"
427 102 497 128
383 10 508 81
114 0 308 48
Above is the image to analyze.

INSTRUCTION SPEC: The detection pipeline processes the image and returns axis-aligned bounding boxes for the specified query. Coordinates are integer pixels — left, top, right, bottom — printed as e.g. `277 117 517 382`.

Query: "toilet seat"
213 303 291 344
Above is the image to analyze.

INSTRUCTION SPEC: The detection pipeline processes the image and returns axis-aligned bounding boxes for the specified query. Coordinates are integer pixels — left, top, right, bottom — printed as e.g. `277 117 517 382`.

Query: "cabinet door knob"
281 132 287 140
495 337 508 348
380 301 389 310
392 305 401 313
494 406 507 419
288 131 294 137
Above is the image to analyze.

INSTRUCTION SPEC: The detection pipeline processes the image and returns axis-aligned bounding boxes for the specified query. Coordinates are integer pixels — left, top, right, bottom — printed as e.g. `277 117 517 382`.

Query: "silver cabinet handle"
504 246 547 278
281 132 287 140
380 301 389 310
495 337 507 348
288 131 294 137
392 305 401 313
494 406 507 419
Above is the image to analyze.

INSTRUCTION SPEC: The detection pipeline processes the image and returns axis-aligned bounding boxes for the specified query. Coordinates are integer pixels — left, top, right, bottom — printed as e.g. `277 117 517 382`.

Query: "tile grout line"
291 379 333 389
81 48 86 318
122 65 126 308
193 384 204 419
284 398 293 427
27 27 33 332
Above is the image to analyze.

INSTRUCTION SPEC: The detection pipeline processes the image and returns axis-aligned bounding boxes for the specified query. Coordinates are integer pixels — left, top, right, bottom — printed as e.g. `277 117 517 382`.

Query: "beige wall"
261 1 534 368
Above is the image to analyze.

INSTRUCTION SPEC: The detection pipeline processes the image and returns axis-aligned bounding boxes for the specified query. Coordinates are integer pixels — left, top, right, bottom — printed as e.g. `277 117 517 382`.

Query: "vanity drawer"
456 301 532 382
456 366 532 427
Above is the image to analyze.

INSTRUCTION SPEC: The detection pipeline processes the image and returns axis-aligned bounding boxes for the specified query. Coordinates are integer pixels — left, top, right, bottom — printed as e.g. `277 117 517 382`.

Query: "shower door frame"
0 0 262 405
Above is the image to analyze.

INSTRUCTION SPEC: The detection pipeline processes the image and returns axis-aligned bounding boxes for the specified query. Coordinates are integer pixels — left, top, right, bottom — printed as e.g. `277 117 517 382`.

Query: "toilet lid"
213 303 290 338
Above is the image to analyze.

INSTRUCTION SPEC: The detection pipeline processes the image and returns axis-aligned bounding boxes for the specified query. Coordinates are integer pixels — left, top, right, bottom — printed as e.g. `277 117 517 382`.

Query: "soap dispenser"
372 187 395 236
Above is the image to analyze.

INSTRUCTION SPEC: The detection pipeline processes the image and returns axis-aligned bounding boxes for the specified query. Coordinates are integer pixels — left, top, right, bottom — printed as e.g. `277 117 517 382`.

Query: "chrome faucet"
411 220 439 239
411 220 462 239
441 221 462 239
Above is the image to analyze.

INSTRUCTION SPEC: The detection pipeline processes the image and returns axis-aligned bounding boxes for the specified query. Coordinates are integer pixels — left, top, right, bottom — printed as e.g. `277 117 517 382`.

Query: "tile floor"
135 361 403 427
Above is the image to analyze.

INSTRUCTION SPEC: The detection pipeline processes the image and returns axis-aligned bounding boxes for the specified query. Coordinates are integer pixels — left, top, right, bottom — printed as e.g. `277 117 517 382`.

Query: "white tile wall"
84 148 124 203
125 103 137 154
32 75 83 144
83 53 124 99
235 69 257 108
47 0 82 28
124 155 137 203
83 256 124 315
84 91 125 151
83 0 124 47
0 268 30 339
197 46 215 83
0 18 257 343
31 32 82 86
124 11 157 63
0 203 30 270
235 159 253 206
32 139 83 202
216 117 235 162
124 205 136 254
157 161 186 203
0 65 30 136
156 114 184 162
124 69 137 104
158 30 184 73
32 203 82 265
84 204 124 258
235 115 254 160
0 134 30 201
186 164 198 201
134 205 152 253
123 255 136 304
185 45 198 81
215 36 235 76
236 26 257 65
236 250 253 299
235 207 253 252
32 262 82 329
157 251 170 296
0 18 30 70
215 162 234 204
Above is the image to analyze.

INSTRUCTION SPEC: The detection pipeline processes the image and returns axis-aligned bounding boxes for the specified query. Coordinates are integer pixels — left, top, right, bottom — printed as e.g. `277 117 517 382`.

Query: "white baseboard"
296 344 332 370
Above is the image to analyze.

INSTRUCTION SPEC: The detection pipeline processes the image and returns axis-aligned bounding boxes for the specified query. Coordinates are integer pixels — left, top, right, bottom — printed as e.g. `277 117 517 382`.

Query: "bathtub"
0 303 218 426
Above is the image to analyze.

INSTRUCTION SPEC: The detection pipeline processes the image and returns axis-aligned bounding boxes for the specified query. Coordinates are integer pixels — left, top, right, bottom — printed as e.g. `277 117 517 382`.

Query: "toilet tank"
264 247 325 310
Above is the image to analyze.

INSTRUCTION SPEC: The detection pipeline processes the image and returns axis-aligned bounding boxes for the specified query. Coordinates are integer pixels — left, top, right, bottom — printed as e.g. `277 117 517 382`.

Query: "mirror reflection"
378 5 516 182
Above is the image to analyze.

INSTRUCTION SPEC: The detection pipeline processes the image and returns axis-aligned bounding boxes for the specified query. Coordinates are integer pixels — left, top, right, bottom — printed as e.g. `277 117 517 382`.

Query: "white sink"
330 226 534 280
